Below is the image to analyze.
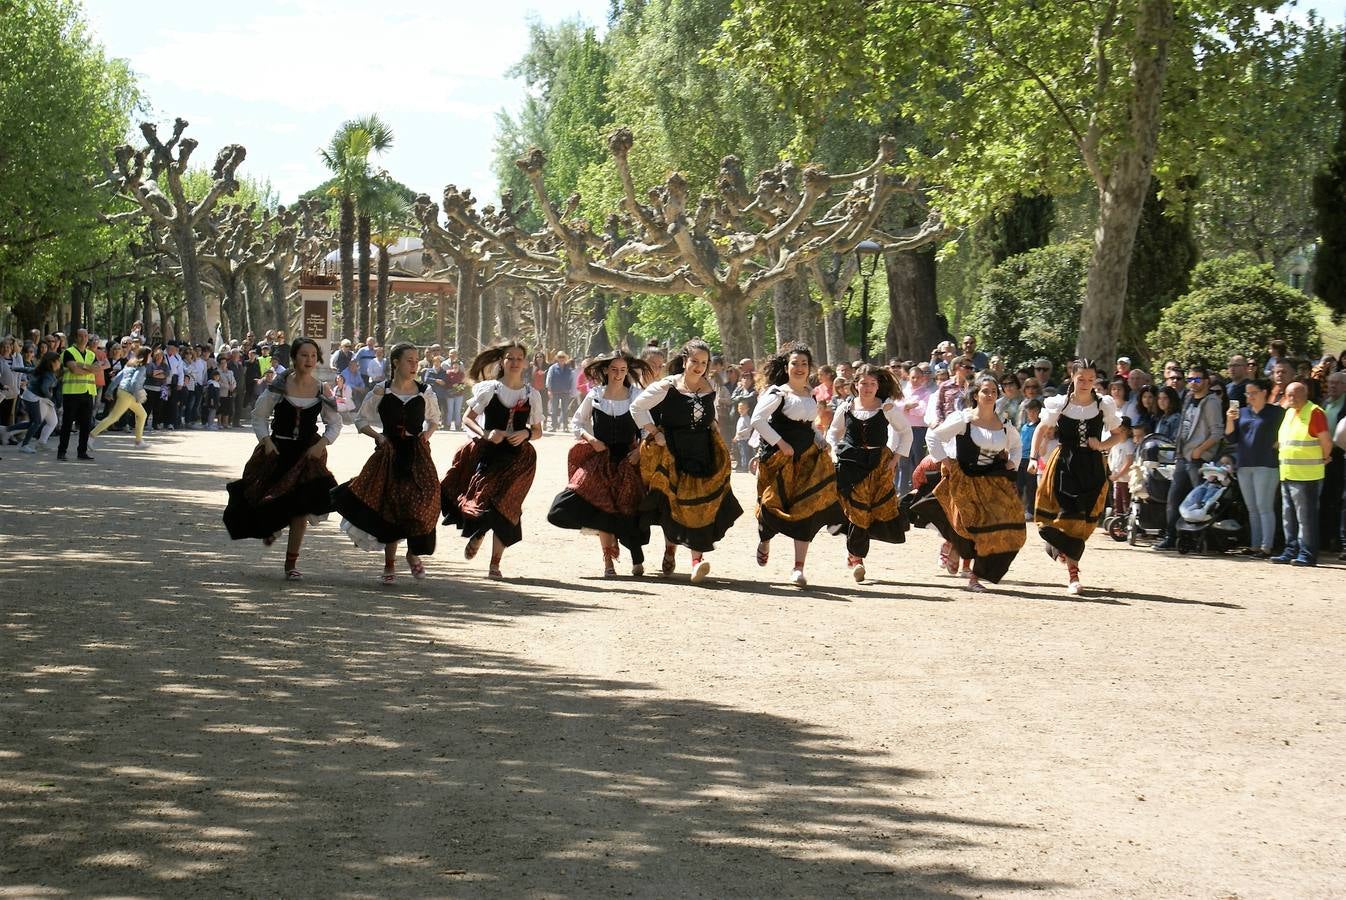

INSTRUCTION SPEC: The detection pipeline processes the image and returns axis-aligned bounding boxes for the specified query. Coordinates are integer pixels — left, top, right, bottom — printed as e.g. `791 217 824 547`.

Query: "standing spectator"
443 349 468 430
1263 338 1287 376
896 363 933 495
331 338 354 374
960 335 989 372
1106 377 1131 432
228 349 246 427
812 365 836 406
1155 365 1223 551
926 356 975 426
1108 421 1137 518
422 352 449 422
1318 371 1346 554
1115 356 1132 379
1153 386 1182 440
57 328 98 460
1226 354 1253 404
1224 378 1283 558
368 345 388 383
165 341 186 429
996 373 1023 424
185 346 207 428
1272 382 1334 566
341 354 366 408
143 347 169 429
1017 398 1043 517
545 351 577 430
256 344 274 377
270 330 290 368
353 336 377 380
1031 358 1057 393
529 351 549 420
216 354 235 428
1268 360 1293 407
243 349 263 419
732 399 753 471
730 370 758 416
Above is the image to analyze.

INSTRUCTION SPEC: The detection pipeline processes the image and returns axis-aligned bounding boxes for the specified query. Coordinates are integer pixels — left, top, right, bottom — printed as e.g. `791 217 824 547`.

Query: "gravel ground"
2 427 1343 898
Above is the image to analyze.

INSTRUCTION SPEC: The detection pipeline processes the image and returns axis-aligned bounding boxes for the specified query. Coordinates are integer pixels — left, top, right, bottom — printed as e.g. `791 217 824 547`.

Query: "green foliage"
1125 178 1198 355
0 0 140 323
182 170 279 214
1313 32 1346 320
978 194 1056 267
623 293 720 351
317 114 395 220
1200 17 1343 267
966 242 1091 369
1149 255 1321 368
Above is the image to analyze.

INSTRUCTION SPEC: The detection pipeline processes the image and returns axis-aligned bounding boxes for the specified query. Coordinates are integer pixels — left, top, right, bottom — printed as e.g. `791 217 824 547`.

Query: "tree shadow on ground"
1 459 1055 897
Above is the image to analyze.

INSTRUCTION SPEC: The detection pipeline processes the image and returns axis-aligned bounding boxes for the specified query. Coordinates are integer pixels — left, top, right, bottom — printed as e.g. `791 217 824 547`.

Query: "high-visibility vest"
61 346 97 396
1278 402 1325 481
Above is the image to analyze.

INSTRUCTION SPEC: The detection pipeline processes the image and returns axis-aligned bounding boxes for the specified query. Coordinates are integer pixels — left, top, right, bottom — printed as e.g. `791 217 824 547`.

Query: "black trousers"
57 393 94 456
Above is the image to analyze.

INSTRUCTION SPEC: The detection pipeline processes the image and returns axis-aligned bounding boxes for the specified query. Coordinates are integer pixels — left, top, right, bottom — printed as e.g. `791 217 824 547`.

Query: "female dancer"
750 342 843 587
826 364 913 583
89 347 150 447
440 341 543 579
914 375 1026 593
1032 359 1124 594
630 338 742 582
224 337 342 580
547 351 654 576
331 342 441 584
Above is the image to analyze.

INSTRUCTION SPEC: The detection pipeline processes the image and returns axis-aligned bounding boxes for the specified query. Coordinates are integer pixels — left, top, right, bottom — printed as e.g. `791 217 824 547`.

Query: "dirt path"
2 428 1343 897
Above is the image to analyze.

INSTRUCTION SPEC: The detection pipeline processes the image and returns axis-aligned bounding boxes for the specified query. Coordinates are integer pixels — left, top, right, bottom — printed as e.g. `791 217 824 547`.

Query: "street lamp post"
854 239 882 363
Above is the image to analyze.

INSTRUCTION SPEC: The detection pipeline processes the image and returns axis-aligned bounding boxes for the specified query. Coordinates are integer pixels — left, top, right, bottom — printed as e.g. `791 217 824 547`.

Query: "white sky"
81 0 613 204
81 0 1345 207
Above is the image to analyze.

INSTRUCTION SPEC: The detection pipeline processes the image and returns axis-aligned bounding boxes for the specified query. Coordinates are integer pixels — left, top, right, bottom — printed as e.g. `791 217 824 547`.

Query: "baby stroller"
1112 434 1175 544
1173 462 1247 554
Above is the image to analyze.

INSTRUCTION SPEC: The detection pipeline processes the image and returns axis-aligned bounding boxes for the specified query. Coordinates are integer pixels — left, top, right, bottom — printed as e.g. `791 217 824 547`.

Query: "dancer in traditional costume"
750 342 843 587
547 351 654 577
440 341 543 579
331 342 441 584
1032 359 1124 594
630 338 743 582
826 364 913 583
224 337 341 581
912 375 1026 593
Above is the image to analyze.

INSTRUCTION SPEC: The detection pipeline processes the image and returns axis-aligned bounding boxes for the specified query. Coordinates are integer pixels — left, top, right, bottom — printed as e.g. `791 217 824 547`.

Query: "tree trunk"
884 247 941 361
546 289 565 355
267 267 288 332
140 287 151 335
476 283 491 351
709 293 751 363
497 287 518 340
587 291 611 356
822 305 847 365
376 244 390 346
176 221 207 342
339 195 355 341
1076 0 1173 362
456 262 479 355
69 281 84 335
357 214 371 340
771 269 807 351
749 301 766 363
245 270 267 338
156 297 175 342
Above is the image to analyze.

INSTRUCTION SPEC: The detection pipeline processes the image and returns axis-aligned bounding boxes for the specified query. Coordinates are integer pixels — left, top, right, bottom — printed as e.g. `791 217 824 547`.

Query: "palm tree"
365 176 413 345
318 114 393 340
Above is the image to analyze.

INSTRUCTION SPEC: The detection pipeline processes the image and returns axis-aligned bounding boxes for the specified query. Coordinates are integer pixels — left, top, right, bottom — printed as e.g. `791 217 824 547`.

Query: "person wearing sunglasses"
1154 365 1224 551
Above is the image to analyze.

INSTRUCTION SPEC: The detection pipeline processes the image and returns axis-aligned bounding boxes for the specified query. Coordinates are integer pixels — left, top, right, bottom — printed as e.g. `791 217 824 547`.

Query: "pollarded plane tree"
414 189 565 352
444 128 942 362
106 118 246 342
259 199 333 334
199 202 267 339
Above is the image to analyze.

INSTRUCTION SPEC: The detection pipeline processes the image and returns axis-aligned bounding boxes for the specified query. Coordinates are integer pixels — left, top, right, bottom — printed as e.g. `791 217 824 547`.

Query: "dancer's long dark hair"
763 341 813 386
853 363 900 401
469 340 529 382
583 351 653 388
962 373 1001 410
667 338 712 376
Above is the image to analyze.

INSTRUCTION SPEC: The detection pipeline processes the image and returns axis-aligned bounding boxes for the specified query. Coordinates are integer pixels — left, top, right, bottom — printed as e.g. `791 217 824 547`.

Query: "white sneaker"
851 562 865 583
1067 580 1082 595
134 440 148 449
690 559 711 583
789 568 807 587
19 444 35 454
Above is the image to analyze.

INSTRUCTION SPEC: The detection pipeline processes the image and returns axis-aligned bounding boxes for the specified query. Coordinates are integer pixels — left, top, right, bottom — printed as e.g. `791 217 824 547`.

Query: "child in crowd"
1017 398 1043 518
732 399 753 471
204 370 222 430
1108 418 1138 519
831 376 852 408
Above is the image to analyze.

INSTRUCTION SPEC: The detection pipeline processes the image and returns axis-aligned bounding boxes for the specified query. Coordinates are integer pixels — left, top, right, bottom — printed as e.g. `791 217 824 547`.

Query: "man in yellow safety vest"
1272 382 1334 567
57 328 100 461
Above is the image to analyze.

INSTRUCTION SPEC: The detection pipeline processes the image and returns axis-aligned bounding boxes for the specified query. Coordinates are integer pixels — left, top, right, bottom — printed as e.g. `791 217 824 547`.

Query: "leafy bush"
1148 254 1321 368
966 241 1090 369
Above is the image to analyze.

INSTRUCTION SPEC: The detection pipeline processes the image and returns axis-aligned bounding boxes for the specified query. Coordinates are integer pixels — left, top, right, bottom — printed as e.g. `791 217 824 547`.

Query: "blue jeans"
897 425 927 496
549 393 574 429
444 394 463 429
1165 457 1201 536
1280 479 1323 562
1237 466 1279 552
735 440 753 471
